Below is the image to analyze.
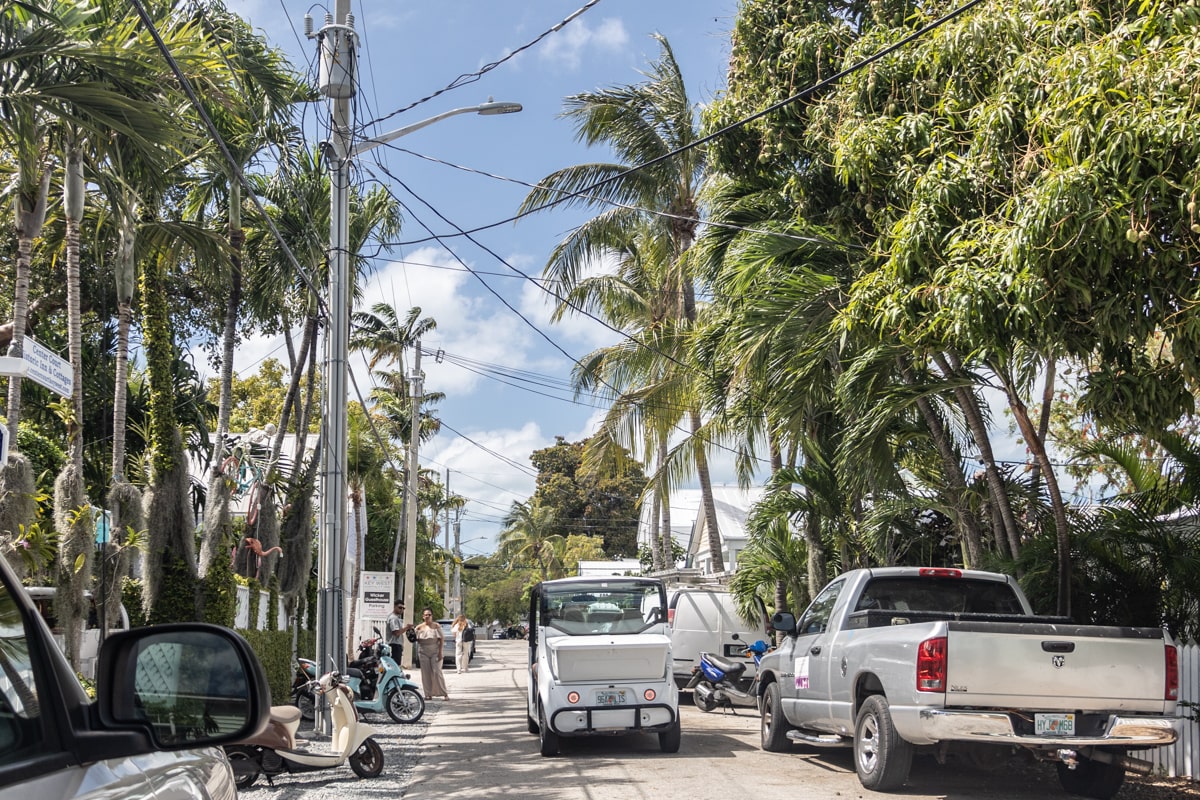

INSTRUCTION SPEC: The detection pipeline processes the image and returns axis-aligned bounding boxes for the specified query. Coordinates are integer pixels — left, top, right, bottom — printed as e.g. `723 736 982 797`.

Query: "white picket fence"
1149 643 1199 780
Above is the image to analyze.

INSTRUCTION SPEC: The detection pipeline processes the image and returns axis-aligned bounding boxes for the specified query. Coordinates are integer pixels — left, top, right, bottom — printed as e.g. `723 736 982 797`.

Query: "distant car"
0 550 270 798
492 628 507 640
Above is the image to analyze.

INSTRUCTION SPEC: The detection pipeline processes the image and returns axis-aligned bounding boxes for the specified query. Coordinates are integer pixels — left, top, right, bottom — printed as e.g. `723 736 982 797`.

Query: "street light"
311 1 522 712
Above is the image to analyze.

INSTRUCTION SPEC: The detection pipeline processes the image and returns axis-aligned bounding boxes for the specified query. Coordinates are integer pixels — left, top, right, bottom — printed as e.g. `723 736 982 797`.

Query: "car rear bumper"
550 703 677 736
912 708 1178 748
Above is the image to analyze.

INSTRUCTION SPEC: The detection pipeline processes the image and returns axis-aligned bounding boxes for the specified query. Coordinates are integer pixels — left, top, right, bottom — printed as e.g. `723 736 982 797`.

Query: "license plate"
1035 713 1075 735
596 689 627 706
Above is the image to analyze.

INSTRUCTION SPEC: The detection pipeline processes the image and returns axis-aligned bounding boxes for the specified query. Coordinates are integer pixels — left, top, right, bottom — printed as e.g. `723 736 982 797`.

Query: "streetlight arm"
351 100 522 156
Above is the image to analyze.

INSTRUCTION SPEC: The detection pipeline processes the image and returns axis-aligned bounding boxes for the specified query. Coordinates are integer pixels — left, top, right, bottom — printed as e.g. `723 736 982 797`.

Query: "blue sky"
222 1 742 555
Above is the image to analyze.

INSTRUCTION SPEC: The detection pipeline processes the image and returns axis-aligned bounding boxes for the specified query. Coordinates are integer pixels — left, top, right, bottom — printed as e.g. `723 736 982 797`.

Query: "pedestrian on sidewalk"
415 608 449 700
385 601 413 663
451 614 472 673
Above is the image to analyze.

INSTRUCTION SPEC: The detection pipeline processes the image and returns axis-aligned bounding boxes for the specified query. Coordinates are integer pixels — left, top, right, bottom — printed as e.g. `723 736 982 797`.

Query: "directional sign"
22 338 72 398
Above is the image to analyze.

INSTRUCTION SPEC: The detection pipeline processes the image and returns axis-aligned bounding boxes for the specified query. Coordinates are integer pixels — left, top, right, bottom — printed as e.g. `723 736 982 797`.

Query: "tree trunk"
648 492 662 572
898 358 985 567
346 486 363 658
64 145 85 472
804 492 826 599
938 349 1023 559
271 311 316 469
1028 359 1057 502
656 437 672 570
997 367 1072 617
690 409 725 574
6 172 49 438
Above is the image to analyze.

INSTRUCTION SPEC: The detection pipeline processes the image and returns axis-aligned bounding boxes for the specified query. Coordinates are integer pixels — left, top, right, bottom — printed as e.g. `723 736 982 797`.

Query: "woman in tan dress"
415 608 449 700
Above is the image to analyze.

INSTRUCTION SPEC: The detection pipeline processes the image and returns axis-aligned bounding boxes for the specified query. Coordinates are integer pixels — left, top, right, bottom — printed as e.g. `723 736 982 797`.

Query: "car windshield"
540 580 665 636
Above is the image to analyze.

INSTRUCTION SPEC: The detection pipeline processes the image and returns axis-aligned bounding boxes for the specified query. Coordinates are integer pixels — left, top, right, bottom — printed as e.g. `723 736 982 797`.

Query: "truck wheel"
760 681 793 752
349 738 385 778
854 695 913 791
659 720 681 753
538 703 559 756
1056 755 1126 799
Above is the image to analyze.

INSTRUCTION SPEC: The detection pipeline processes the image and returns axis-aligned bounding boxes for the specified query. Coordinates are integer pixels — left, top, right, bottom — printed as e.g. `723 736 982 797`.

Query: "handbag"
405 628 417 643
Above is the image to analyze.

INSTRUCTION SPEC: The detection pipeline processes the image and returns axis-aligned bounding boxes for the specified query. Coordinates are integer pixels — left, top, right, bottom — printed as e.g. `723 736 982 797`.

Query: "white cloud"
538 17 630 71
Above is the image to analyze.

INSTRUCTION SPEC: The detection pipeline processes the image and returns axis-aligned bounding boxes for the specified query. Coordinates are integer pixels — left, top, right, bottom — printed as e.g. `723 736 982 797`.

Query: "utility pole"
400 342 422 667
443 469 451 612
452 515 463 615
310 3 354 734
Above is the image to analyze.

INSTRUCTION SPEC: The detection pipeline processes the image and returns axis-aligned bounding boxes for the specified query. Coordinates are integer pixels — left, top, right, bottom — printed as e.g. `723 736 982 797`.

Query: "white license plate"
596 689 627 706
1035 713 1075 735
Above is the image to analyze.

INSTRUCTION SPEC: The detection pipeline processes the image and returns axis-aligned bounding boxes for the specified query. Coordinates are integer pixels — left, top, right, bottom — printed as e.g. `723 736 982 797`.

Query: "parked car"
25 586 131 680
667 587 767 691
0 550 271 798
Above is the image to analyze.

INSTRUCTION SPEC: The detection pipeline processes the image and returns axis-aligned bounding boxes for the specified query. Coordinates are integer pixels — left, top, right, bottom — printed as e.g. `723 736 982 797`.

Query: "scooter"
291 657 318 721
686 637 772 713
225 670 385 788
346 629 426 723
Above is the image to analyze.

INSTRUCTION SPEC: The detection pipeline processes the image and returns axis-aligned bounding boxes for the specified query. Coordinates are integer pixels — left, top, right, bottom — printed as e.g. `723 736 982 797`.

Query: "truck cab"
526 576 680 756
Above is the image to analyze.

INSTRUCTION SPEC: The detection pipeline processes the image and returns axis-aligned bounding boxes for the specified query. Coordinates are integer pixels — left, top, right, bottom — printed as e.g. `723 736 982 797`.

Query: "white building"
637 485 765 576
577 559 642 577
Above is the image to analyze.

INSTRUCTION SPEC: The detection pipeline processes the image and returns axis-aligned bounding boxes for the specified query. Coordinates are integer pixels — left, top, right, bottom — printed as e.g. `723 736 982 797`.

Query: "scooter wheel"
350 738 385 778
294 690 315 722
225 745 260 789
386 687 425 723
693 690 718 713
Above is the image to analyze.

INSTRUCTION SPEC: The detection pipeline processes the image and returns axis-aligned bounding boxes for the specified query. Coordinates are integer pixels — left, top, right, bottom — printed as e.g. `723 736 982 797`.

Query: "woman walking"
415 608 449 700
451 614 472 673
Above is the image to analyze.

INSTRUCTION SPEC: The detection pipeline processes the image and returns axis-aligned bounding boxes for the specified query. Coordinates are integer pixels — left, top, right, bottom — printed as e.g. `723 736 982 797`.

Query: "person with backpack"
451 614 474 673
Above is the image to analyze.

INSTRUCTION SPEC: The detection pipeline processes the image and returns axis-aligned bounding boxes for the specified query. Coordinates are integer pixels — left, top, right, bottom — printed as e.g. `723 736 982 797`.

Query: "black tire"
659 720 682 753
294 689 315 722
386 687 426 723
225 745 260 790
854 695 913 791
693 689 718 713
760 681 793 752
1057 755 1127 799
538 703 559 756
349 738 385 778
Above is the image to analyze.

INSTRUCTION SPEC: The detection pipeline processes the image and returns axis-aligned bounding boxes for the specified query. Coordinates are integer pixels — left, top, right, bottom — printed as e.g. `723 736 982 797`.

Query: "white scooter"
225 670 385 788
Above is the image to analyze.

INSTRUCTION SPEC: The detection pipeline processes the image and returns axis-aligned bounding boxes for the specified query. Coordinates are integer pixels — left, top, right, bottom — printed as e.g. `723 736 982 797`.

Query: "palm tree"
519 35 726 572
497 501 564 580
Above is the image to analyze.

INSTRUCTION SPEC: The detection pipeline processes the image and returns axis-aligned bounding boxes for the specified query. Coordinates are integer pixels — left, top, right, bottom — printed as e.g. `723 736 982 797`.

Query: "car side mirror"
771 611 797 635
96 623 270 749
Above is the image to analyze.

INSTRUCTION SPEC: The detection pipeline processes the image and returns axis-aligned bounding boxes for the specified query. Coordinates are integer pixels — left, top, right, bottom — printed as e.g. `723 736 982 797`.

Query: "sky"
219 0 744 557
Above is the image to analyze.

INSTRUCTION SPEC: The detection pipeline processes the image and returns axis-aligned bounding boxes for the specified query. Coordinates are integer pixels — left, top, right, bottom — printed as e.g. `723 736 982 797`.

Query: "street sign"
0 423 8 468
360 571 393 618
22 338 72 398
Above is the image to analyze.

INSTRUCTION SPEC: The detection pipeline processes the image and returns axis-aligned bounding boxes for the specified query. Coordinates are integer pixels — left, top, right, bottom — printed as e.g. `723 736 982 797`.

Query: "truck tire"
1056 755 1126 799
659 720 682 753
854 695 913 791
538 703 560 756
760 681 793 752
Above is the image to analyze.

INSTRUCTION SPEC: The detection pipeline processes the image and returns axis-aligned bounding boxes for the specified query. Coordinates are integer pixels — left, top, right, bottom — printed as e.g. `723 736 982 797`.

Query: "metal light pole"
308 3 520 689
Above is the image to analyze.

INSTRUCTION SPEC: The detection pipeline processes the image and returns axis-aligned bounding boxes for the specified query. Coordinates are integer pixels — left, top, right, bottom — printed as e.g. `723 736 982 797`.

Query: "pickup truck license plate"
596 689 628 706
1035 713 1075 735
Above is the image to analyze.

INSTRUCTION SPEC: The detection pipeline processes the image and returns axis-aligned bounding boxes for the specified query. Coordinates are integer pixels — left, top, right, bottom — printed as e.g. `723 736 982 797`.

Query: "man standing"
385 601 411 662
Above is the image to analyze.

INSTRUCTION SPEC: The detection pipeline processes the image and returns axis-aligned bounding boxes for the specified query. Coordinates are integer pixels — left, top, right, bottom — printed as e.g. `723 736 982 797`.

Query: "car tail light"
644 689 656 701
567 692 580 704
918 568 962 578
1166 644 1179 701
667 608 675 626
917 636 947 692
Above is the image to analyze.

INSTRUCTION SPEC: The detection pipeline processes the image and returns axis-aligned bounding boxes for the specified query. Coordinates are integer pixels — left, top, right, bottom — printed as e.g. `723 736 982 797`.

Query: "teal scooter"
346 628 426 723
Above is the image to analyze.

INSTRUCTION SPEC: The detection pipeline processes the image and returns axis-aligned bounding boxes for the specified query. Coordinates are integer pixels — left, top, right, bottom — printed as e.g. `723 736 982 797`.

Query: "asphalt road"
245 638 1199 800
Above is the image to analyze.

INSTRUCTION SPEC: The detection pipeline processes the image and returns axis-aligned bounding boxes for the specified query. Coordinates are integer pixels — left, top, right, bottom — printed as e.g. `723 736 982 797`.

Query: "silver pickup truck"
757 567 1179 799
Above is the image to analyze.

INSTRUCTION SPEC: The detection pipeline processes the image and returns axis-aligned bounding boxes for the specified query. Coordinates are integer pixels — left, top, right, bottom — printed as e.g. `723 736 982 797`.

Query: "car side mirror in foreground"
771 612 797 635
96 623 271 750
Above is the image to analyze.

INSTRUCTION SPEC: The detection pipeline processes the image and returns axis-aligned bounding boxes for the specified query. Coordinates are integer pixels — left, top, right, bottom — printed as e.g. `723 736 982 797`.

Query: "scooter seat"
346 667 364 680
704 653 747 679
270 705 303 726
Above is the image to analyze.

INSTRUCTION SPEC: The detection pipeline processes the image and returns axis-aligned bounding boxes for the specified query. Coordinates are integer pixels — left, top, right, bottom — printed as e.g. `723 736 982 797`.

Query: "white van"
667 587 768 690
26 587 131 680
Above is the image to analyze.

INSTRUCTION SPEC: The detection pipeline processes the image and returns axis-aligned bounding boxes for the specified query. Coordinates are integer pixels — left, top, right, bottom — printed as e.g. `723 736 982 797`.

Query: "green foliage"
201 552 237 627
237 628 295 705
146 555 197 624
15 427 65 489
122 578 146 628
246 577 262 626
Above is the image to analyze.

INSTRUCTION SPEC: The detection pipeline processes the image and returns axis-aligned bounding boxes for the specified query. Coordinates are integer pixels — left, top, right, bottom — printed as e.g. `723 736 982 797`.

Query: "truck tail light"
918 568 962 578
1166 644 1179 701
917 636 947 692
667 608 675 626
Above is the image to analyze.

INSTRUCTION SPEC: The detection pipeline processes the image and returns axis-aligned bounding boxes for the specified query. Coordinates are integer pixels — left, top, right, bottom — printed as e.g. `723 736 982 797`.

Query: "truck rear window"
854 577 1024 615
